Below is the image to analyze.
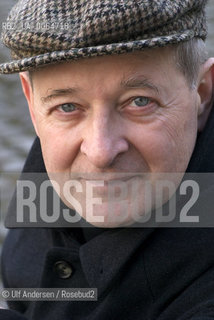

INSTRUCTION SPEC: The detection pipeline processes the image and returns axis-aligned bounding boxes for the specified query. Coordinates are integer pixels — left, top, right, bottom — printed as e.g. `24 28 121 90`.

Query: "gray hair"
175 38 208 89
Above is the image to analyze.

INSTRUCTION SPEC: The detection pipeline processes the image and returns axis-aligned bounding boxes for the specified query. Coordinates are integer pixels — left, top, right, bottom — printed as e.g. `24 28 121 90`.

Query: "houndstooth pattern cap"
0 0 208 74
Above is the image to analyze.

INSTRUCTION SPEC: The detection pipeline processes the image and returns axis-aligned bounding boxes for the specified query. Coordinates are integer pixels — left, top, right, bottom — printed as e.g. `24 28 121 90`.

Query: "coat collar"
79 228 154 295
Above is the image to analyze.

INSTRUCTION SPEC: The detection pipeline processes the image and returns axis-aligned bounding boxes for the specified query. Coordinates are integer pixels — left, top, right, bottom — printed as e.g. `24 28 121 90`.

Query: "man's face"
22 48 203 227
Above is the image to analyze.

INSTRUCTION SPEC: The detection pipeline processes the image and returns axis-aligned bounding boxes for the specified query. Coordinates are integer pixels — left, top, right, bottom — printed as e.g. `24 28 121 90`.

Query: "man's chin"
74 201 147 228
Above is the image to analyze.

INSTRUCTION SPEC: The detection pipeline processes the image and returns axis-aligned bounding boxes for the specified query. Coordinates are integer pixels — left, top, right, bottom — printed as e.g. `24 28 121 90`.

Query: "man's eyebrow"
41 76 159 103
41 87 78 103
120 75 159 93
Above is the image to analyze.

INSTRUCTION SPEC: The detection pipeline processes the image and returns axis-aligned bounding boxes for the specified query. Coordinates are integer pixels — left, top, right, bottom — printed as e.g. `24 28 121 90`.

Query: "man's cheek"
46 151 73 171
139 132 175 168
40 141 69 171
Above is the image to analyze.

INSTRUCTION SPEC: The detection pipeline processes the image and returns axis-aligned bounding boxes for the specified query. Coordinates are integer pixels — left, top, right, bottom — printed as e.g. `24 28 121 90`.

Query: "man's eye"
59 103 77 112
130 97 151 107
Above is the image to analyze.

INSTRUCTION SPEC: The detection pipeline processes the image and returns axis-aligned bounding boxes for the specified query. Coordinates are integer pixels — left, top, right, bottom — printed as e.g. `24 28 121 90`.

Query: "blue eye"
59 103 77 112
131 97 150 107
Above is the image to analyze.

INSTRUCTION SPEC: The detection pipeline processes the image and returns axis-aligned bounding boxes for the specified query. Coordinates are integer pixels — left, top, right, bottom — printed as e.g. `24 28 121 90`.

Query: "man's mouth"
75 173 146 182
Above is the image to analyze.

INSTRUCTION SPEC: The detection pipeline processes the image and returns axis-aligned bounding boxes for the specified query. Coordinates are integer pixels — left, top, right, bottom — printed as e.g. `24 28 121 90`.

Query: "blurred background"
0 0 214 290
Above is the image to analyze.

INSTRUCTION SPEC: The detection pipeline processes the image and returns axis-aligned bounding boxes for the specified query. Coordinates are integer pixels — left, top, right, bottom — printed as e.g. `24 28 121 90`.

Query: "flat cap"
0 0 208 74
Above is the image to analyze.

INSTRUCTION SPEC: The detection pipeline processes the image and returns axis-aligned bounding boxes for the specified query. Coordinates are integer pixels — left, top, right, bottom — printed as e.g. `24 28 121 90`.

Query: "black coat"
2 106 214 320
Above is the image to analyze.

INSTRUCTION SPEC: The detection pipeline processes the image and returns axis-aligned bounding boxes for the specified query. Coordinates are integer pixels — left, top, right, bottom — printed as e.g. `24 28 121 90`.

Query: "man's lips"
76 176 139 199
76 174 141 182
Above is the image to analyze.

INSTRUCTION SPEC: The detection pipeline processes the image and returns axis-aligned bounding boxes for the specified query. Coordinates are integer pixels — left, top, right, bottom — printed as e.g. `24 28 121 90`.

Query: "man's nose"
80 113 129 168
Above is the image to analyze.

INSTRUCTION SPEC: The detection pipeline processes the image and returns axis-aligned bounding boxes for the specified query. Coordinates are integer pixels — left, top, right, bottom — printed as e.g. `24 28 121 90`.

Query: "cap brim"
0 32 195 74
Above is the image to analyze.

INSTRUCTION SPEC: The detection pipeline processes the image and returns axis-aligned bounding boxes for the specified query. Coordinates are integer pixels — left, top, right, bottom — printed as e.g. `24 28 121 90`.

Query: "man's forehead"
29 47 175 78
27 48 179 101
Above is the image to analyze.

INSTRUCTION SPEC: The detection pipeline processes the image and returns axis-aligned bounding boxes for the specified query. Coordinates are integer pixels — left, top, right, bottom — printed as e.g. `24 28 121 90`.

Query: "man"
1 0 214 319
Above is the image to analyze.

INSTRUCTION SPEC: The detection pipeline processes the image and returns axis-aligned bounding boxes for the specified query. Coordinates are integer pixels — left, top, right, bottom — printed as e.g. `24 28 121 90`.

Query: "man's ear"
19 72 39 136
197 58 214 132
